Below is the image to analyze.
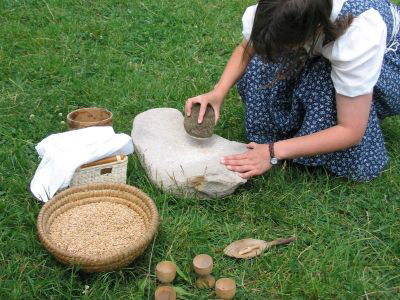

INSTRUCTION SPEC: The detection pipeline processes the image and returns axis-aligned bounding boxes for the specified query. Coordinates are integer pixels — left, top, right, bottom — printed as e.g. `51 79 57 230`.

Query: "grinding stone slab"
131 108 247 199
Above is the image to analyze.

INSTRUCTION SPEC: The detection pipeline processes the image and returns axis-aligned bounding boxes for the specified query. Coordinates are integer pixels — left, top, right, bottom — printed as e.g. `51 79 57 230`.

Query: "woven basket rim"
39 196 151 263
37 183 159 270
66 107 113 125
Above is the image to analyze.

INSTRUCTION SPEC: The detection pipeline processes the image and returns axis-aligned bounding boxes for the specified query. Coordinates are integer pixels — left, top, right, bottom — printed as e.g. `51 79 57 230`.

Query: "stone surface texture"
184 104 215 138
131 108 247 199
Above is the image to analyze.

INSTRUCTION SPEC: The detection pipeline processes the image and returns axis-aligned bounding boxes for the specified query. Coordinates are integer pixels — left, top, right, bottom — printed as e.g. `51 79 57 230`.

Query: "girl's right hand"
185 89 225 124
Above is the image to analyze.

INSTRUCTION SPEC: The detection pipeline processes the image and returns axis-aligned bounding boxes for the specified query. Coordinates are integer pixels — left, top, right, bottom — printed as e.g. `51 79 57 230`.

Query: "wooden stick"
80 155 125 169
265 236 297 249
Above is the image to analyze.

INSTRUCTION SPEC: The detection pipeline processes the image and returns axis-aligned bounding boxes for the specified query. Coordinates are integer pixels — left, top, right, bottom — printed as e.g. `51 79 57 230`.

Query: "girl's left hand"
220 142 272 179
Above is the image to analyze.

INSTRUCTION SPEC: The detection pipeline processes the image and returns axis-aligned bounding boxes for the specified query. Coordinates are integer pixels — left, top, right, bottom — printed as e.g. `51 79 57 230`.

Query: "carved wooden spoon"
224 236 296 259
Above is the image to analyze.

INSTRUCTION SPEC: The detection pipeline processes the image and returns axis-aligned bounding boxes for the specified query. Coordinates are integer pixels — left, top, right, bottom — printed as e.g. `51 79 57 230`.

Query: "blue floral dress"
237 0 400 181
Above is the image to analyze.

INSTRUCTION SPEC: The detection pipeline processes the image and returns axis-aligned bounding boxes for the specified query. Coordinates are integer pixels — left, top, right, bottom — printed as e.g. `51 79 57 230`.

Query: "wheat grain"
49 202 145 258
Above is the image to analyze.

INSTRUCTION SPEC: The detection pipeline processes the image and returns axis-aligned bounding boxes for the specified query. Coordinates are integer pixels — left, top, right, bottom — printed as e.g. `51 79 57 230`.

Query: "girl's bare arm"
222 93 373 178
213 40 254 98
185 40 254 123
275 93 373 159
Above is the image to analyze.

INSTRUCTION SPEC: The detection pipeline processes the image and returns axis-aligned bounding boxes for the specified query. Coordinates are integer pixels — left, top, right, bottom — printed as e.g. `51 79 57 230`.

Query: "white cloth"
241 1 388 97
30 126 134 202
242 4 258 42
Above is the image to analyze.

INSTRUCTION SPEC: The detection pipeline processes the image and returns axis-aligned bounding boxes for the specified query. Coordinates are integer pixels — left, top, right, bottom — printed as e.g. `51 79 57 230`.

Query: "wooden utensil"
80 155 126 169
224 236 296 259
215 278 236 299
193 254 215 289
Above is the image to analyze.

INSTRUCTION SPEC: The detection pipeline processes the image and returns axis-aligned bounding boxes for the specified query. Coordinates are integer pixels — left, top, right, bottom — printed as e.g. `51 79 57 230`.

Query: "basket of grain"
37 183 159 272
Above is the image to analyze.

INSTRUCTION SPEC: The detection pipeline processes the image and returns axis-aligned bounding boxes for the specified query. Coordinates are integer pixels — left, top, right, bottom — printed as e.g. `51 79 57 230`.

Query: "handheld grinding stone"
184 104 215 139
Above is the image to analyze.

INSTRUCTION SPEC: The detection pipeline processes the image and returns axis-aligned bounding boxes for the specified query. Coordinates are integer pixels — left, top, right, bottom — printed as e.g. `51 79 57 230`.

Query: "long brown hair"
247 0 353 83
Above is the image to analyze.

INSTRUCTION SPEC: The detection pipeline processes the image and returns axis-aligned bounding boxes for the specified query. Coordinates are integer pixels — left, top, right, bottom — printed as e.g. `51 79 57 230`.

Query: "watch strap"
269 142 279 165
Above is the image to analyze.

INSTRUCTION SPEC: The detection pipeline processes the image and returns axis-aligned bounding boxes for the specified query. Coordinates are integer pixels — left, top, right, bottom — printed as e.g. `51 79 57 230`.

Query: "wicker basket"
37 183 159 272
67 107 113 130
71 155 128 187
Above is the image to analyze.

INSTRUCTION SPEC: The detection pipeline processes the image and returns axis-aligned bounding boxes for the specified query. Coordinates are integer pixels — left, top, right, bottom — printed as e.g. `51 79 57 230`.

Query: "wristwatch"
269 142 279 165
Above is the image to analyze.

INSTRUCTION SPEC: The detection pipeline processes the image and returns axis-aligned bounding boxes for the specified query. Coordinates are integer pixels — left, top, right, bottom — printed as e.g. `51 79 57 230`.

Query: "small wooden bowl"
193 254 213 276
215 278 236 299
67 107 112 130
156 261 177 283
196 274 215 289
155 286 176 300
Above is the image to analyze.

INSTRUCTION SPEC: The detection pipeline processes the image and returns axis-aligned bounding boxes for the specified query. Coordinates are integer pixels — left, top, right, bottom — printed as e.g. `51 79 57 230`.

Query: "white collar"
330 0 346 22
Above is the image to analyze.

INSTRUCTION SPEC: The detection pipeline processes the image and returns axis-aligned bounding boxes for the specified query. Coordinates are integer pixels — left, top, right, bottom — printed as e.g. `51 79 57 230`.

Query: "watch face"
271 157 279 165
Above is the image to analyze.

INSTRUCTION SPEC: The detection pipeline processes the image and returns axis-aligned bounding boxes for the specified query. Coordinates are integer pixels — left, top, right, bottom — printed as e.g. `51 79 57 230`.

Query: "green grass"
1 0 400 299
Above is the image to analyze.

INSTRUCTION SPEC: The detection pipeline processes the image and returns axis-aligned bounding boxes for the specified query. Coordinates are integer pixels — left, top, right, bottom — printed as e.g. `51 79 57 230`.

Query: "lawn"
1 0 399 299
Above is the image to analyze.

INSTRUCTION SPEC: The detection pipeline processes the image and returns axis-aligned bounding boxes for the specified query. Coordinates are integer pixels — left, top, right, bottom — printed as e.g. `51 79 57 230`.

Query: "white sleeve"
322 9 387 97
242 4 258 41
